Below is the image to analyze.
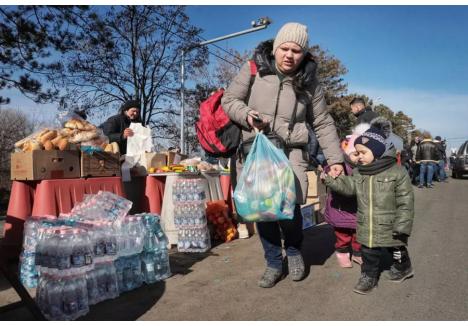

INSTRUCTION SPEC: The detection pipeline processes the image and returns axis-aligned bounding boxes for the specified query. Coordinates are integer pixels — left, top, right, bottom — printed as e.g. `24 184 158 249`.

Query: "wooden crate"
11 150 80 180
80 152 121 178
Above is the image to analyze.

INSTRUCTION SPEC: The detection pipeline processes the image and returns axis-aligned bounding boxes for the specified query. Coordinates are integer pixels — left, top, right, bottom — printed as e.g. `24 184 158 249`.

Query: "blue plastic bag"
234 133 296 222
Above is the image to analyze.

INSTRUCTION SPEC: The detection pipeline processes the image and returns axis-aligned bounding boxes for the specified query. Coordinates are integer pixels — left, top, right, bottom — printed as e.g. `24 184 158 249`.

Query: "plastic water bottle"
56 230 72 272
46 277 64 320
141 252 156 284
86 269 100 305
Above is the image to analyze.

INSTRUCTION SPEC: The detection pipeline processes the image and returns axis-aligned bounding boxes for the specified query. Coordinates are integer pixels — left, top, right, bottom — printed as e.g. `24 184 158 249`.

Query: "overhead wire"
152 10 243 67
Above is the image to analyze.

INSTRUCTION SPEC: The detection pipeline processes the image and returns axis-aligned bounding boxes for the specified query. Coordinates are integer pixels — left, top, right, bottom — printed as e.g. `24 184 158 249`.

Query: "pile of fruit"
205 200 237 242
148 165 190 174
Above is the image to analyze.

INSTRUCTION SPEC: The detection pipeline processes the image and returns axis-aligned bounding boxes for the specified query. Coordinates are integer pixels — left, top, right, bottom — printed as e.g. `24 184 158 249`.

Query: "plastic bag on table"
233 133 296 222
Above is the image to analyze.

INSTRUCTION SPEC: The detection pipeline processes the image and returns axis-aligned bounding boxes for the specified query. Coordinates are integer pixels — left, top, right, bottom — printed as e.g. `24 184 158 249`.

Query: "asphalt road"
1 177 467 320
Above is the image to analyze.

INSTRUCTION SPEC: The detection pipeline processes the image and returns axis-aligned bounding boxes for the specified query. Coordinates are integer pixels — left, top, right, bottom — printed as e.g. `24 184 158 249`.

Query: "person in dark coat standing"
415 136 440 188
350 97 379 125
100 99 142 155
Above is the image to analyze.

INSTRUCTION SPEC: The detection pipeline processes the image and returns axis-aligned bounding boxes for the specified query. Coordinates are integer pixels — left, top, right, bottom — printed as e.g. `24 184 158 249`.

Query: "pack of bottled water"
113 254 143 293
75 219 118 264
85 261 119 305
172 178 211 253
139 213 171 283
35 227 94 276
172 178 206 202
114 215 145 257
19 193 172 320
36 273 89 321
20 217 82 288
70 191 132 222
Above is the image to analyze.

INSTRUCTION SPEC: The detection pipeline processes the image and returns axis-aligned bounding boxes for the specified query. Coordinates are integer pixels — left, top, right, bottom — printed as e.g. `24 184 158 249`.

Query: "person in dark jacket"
433 136 448 182
324 127 415 295
350 97 379 125
415 136 440 188
100 99 142 155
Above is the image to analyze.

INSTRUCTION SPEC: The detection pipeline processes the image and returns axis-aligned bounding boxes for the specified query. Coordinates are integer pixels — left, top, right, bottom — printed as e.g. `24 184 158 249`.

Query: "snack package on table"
234 133 296 222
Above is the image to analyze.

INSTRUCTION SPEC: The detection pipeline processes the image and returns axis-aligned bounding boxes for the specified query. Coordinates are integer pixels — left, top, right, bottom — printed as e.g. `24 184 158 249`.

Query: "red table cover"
2 177 124 259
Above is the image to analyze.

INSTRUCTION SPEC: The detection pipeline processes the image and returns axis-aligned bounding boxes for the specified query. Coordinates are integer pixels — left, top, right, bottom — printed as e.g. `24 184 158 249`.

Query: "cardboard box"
81 152 121 178
165 152 188 165
145 153 167 169
11 150 80 181
129 153 167 177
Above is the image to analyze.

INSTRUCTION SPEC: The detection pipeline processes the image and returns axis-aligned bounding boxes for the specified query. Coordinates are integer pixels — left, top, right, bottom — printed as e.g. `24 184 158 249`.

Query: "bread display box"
11 150 80 181
80 151 121 178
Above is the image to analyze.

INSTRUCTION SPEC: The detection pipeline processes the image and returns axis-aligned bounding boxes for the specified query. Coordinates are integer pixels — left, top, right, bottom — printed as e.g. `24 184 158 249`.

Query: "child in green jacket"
324 127 415 295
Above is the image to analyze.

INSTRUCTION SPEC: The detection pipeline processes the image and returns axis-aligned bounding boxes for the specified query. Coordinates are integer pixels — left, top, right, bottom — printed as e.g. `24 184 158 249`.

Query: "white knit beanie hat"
272 22 309 55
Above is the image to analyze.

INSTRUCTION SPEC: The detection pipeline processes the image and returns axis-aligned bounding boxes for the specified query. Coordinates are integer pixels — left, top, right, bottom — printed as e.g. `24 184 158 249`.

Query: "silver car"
452 141 468 178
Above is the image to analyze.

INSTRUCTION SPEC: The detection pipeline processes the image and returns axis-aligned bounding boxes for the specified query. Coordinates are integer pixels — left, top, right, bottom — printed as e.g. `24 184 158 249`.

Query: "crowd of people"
401 134 448 188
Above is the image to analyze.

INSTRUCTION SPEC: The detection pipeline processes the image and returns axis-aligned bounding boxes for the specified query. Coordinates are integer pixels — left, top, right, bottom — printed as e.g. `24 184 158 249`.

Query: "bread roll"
59 128 76 137
104 144 113 153
58 138 69 151
36 129 50 140
43 140 54 150
64 119 80 129
51 135 63 146
69 130 99 143
39 130 57 144
111 142 119 154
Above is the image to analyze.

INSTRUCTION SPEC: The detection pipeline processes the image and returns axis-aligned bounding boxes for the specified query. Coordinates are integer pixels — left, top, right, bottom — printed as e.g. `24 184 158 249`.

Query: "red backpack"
196 61 257 157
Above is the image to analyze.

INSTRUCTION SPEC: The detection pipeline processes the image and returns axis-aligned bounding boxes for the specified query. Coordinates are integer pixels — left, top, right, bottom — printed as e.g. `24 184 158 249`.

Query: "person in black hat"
100 99 142 155
433 135 448 182
350 97 379 125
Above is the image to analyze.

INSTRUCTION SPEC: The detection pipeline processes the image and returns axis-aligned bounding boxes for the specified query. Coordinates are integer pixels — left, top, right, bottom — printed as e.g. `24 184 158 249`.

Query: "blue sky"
3 5 468 151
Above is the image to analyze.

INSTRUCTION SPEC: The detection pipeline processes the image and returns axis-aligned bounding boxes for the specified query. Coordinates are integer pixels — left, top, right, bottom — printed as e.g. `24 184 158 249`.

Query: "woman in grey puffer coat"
221 22 343 288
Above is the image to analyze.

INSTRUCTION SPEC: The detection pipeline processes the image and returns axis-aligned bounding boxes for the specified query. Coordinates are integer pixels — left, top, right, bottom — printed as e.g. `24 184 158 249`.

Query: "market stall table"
1 177 125 259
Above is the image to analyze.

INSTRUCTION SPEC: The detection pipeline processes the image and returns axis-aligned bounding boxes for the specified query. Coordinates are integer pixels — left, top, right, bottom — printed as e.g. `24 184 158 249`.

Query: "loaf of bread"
43 140 54 150
39 130 57 144
22 140 42 152
69 130 99 143
59 128 77 137
65 118 96 131
58 138 69 151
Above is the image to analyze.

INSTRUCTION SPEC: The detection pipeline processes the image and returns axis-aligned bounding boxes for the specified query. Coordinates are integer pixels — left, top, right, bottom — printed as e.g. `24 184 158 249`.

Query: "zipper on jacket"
271 82 283 133
369 175 374 248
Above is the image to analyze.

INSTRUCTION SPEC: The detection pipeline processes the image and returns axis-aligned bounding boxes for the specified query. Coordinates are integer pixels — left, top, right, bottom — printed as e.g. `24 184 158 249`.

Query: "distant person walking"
415 135 440 188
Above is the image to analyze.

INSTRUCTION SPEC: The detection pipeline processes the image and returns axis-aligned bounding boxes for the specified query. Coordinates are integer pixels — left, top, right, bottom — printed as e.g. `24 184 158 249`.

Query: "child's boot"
336 252 352 268
383 246 414 282
353 272 378 295
383 266 414 282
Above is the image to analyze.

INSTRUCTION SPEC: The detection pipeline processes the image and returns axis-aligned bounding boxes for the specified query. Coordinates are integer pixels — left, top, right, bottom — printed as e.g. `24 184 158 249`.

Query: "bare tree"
0 108 35 214
54 5 207 143
0 5 88 105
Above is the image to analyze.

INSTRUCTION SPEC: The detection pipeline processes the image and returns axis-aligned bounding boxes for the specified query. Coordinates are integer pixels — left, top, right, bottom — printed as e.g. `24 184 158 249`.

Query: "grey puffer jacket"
221 40 343 204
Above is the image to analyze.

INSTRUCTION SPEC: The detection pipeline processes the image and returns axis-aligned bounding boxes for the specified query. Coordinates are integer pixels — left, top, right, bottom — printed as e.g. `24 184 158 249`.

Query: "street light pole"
179 17 271 155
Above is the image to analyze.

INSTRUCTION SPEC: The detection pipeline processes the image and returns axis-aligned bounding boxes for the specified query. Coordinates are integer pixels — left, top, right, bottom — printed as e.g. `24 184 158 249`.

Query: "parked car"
452 140 468 178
